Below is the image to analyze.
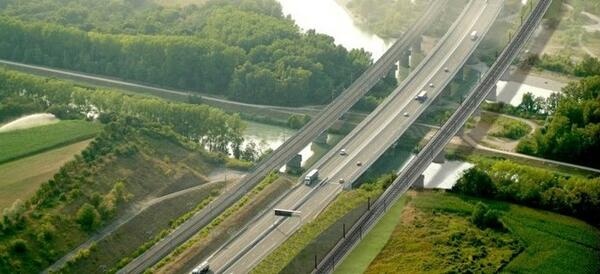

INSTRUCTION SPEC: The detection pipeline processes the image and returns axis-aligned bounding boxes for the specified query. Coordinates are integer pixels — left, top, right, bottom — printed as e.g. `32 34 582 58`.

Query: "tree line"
453 160 600 226
0 0 386 106
0 68 245 155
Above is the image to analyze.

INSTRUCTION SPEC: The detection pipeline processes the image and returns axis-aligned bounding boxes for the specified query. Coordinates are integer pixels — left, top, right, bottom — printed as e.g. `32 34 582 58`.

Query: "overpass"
117 1 448 273
315 0 553 272
205 0 504 272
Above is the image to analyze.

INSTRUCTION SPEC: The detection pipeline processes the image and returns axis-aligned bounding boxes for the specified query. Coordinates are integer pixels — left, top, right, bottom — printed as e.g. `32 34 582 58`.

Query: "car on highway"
444 67 450 72
338 178 345 184
340 148 348 156
429 82 434 88
356 161 363 166
191 261 209 274
403 112 410 117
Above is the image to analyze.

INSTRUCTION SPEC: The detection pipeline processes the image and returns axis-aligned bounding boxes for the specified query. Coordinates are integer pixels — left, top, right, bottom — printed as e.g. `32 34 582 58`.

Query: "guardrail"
117 1 448 273
314 0 552 273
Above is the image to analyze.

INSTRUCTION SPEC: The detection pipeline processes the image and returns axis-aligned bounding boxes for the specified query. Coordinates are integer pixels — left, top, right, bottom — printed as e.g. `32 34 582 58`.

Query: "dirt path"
43 170 246 273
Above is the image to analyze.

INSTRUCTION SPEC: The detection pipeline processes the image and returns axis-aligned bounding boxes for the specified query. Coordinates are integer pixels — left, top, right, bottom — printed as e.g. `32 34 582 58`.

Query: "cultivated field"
0 120 103 164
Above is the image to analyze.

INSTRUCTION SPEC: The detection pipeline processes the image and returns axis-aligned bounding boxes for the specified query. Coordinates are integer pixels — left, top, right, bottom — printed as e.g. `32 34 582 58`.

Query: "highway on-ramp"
206 0 502 273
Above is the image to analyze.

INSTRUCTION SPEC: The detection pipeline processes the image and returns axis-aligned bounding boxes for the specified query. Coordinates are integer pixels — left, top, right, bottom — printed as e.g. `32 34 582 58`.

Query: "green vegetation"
252 174 395 274
0 115 230 273
517 76 600 167
361 191 600 274
0 140 91 210
488 115 532 140
526 54 600 77
0 0 395 107
0 69 244 156
0 120 102 164
334 196 409 274
452 159 600 226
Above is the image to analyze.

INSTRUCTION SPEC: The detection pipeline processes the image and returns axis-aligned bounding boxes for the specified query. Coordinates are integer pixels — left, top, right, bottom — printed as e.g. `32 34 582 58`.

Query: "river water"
276 0 391 60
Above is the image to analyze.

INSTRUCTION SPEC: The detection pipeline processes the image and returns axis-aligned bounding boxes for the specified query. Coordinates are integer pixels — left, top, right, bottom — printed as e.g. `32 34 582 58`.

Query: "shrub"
76 203 100 232
471 202 503 230
452 168 496 198
10 239 27 254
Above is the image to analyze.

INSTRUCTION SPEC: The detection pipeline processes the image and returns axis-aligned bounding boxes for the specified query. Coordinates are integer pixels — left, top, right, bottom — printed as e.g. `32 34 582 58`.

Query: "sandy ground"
0 113 58 132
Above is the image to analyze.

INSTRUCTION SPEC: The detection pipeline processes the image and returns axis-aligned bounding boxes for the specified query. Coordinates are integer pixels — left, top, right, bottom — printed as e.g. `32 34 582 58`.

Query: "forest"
516 76 600 167
0 0 389 106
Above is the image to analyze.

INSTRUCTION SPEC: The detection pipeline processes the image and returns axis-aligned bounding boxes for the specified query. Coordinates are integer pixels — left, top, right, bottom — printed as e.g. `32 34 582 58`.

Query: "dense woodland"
516 76 600 167
0 0 393 106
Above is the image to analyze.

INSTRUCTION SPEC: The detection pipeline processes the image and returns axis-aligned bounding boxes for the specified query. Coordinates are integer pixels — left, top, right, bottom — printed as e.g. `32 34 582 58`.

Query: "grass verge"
0 120 102 164
360 191 600 273
334 195 410 274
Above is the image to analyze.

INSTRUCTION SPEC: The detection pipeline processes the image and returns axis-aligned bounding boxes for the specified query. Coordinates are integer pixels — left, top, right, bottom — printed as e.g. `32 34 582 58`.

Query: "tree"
76 203 100 231
452 167 496 198
470 202 503 230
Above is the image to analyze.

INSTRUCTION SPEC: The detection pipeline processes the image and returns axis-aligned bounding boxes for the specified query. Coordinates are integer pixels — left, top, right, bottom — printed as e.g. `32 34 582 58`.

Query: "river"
276 0 392 60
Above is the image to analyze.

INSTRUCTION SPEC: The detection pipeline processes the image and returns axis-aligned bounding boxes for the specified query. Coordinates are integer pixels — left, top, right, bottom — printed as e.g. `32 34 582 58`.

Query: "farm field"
0 140 92 210
345 191 600 274
0 120 103 164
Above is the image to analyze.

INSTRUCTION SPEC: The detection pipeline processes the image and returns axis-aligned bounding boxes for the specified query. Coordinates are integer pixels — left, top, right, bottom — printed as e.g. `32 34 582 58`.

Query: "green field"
0 140 92 210
0 120 103 164
343 191 600 274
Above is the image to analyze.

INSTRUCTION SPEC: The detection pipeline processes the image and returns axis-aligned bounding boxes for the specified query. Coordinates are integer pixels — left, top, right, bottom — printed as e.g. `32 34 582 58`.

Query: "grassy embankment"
338 191 600 274
0 120 103 164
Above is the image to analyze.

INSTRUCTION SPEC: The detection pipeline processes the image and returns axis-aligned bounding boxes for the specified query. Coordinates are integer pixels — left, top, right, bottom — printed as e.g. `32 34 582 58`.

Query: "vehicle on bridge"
470 30 479 40
191 261 209 274
304 169 319 185
339 148 348 156
415 90 428 102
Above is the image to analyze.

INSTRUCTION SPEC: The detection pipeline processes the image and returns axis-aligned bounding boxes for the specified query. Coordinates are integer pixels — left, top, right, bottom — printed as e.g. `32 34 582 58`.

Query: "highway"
117 1 447 273
315 0 553 273
205 0 502 273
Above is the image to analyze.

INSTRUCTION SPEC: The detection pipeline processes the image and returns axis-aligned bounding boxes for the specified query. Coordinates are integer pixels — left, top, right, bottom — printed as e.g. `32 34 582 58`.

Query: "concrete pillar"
500 69 511 81
433 150 445 164
314 132 328 145
411 35 423 54
412 174 425 190
399 50 410 68
286 154 302 173
473 105 482 117
466 54 479 66
486 84 497 102
455 126 464 137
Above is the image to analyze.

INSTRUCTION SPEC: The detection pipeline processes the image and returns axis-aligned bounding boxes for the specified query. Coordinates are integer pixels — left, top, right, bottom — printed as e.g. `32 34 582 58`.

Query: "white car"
340 148 348 156
338 178 345 184
403 112 410 117
356 161 363 166
429 82 435 88
444 67 449 72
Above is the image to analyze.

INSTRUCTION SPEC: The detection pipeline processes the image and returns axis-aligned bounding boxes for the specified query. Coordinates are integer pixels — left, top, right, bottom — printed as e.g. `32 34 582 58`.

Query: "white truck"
415 90 428 102
470 30 478 41
304 169 319 185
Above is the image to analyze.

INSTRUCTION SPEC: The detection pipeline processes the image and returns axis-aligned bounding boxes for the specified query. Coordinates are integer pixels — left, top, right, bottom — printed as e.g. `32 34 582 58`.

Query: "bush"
471 202 503 230
10 239 27 254
452 168 496 198
76 203 100 232
491 118 531 140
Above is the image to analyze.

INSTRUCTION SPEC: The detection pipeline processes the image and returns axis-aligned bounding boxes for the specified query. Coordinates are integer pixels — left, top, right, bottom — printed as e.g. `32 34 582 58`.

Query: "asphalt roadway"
206 0 503 273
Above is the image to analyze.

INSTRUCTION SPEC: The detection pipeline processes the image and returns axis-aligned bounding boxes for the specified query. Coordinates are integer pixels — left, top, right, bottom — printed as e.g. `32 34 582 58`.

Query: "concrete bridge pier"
412 174 425 190
432 150 445 164
314 132 328 145
486 83 497 101
286 154 302 173
399 50 410 68
411 35 423 54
